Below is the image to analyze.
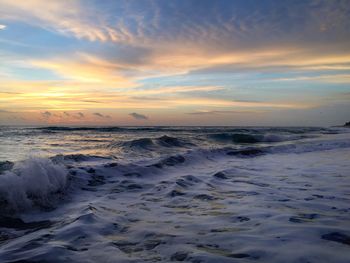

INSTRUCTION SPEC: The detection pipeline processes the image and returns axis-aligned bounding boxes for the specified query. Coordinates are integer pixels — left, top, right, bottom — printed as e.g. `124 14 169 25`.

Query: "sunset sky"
0 0 349 126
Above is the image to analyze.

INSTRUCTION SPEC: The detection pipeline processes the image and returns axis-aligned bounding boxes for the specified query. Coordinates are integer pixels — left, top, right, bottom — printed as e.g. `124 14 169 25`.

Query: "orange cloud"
30 54 137 88
272 74 350 83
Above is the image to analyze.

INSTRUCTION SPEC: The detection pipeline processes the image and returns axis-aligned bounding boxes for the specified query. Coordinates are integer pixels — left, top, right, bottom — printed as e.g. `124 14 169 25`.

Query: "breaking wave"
1 129 350 216
0 158 68 214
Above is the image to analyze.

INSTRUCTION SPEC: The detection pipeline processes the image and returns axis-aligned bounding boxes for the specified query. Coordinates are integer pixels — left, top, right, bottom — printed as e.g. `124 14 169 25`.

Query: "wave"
0 161 14 174
226 147 265 156
150 155 186 168
208 132 309 144
156 135 191 147
35 126 329 134
226 137 350 157
0 135 348 217
37 126 123 132
110 135 194 150
51 154 111 162
0 158 68 214
209 133 262 143
117 138 155 149
139 137 350 167
266 138 350 154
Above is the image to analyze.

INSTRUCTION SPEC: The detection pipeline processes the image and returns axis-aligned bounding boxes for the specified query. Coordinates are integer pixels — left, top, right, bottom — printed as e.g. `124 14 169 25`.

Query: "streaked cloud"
0 109 15 113
0 83 314 113
272 74 350 84
186 110 263 115
93 112 111 119
129 112 148 120
30 53 137 88
0 0 106 41
41 111 51 119
76 112 85 119
0 0 349 125
1 0 349 48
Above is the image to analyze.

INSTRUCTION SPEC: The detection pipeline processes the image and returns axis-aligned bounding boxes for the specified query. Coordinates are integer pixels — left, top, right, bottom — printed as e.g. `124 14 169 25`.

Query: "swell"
1 136 349 215
112 136 350 171
148 136 350 165
34 126 330 134
208 132 310 144
109 135 194 150
37 126 123 132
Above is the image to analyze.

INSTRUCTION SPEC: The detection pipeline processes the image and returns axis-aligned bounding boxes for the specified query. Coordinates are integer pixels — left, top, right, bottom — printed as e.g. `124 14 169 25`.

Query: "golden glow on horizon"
0 88 312 110
0 0 349 125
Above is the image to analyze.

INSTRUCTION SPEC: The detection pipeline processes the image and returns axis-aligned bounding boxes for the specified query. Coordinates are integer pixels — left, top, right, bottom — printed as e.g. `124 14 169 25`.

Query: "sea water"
0 126 349 262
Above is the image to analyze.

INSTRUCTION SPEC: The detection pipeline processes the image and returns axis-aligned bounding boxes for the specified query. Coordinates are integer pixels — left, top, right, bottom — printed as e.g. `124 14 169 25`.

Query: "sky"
0 0 349 126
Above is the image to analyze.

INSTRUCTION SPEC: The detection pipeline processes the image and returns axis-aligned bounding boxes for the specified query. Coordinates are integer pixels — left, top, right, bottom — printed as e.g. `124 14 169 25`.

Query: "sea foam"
0 158 67 214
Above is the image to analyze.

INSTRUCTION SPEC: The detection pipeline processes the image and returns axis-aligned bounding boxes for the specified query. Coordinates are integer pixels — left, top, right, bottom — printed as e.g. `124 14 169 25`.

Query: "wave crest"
111 135 193 150
0 158 68 214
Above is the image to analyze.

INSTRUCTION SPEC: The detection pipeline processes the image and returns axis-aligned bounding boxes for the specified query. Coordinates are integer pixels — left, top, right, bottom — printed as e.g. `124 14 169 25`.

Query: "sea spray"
0 157 67 213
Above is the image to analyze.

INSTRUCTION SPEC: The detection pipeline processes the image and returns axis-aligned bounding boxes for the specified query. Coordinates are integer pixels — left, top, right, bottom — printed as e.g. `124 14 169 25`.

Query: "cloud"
30 53 137 87
0 109 16 114
28 47 350 87
272 74 350 84
81 100 102 103
2 0 349 49
2 1 350 108
129 112 148 120
93 112 111 118
0 24 6 30
93 112 103 117
186 110 262 115
129 86 223 96
62 111 86 120
0 1 108 42
41 111 51 119
76 112 84 118
1 1 349 125
2 1 350 70
0 82 314 112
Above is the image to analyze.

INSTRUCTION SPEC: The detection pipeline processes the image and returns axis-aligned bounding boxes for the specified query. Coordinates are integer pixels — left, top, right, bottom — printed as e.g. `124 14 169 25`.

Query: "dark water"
0 126 350 262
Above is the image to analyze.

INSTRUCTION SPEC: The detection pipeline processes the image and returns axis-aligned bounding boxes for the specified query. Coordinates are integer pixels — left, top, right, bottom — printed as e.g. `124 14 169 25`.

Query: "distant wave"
110 135 194 150
34 126 330 134
36 126 205 132
208 132 309 144
118 138 155 149
37 126 123 132
226 137 350 157
265 137 350 154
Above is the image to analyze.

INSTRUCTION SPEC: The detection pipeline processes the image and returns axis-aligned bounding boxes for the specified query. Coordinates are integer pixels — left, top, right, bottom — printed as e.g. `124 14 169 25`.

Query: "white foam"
0 157 67 213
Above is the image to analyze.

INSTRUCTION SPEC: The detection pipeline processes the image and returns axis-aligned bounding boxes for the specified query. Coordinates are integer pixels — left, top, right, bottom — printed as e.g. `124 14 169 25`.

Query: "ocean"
0 126 349 262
